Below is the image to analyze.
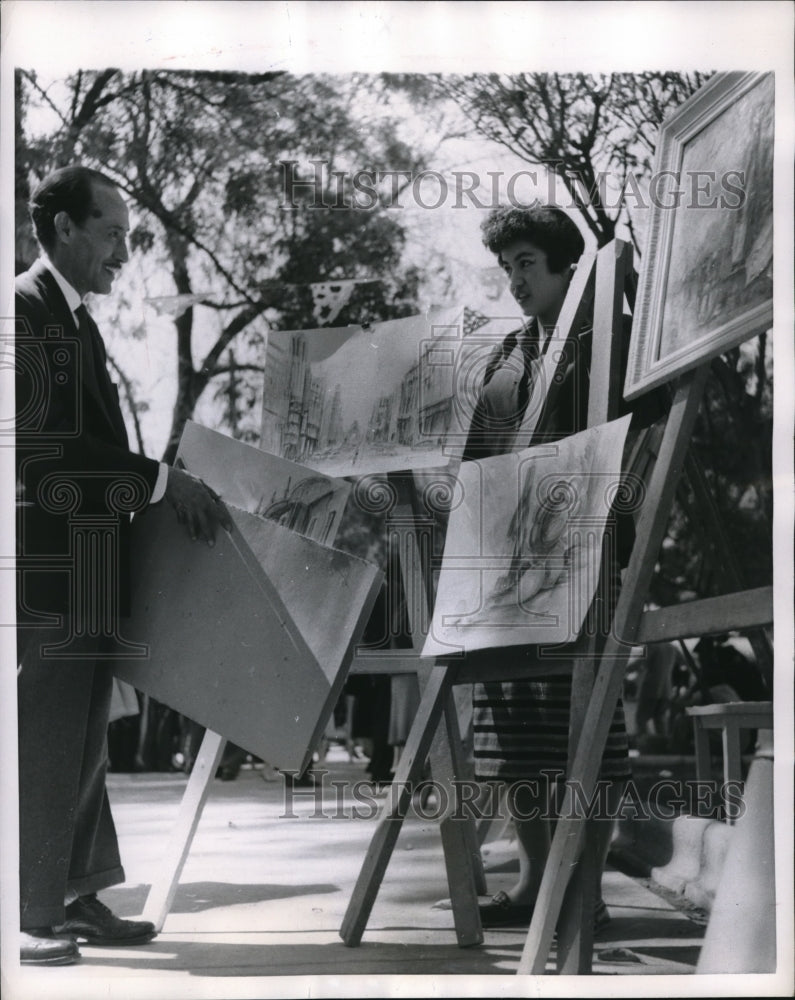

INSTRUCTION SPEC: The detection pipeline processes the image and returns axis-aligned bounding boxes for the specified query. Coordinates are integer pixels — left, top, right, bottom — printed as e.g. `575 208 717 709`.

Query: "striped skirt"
470 520 630 782
472 669 631 782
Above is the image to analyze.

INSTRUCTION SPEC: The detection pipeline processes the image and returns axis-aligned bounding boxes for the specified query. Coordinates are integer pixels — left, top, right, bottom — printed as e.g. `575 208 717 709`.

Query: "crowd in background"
108 630 767 777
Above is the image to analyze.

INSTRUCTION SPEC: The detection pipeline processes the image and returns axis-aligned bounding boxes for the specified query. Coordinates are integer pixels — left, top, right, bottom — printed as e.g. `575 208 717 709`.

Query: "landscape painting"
625 71 774 399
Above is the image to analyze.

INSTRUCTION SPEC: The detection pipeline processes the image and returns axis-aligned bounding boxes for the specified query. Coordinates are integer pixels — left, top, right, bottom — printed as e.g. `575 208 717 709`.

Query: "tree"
387 71 709 250
653 338 774 608
400 71 773 608
16 68 427 460
17 68 774 614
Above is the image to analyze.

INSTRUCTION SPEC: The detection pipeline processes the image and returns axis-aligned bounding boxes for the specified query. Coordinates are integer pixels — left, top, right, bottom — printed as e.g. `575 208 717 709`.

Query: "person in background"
634 641 686 748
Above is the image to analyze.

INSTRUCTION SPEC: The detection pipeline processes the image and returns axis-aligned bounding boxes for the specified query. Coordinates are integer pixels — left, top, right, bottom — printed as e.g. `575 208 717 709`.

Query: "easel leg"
555 654 598 973
516 367 709 974
142 728 227 930
516 644 630 974
429 688 485 945
340 664 455 946
556 825 598 974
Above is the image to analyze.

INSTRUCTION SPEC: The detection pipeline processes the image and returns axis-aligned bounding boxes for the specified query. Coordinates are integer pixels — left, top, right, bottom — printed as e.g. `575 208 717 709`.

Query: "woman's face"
499 240 572 327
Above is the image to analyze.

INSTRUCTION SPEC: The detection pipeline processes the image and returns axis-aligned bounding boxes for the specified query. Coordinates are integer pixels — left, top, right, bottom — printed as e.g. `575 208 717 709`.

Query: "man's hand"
164 465 233 546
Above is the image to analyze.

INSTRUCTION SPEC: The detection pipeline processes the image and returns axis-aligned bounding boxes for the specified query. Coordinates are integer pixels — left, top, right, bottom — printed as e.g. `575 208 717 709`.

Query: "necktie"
74 303 128 445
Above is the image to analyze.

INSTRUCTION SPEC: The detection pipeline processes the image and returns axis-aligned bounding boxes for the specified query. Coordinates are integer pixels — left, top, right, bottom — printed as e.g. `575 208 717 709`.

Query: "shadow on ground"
60 939 523 977
103 881 339 915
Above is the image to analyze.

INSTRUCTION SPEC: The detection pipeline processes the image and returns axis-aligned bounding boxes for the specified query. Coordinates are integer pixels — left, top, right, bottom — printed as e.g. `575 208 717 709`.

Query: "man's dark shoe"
53 894 156 946
21 928 80 966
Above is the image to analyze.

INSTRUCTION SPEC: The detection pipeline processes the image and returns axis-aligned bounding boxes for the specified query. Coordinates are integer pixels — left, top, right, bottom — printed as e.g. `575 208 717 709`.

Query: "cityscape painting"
259 308 519 477
175 421 351 546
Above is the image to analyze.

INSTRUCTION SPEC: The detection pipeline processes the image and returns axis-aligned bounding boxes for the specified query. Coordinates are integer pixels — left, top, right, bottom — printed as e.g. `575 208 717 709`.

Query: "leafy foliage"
653 338 773 606
16 69 427 460
383 72 709 249
396 70 773 604
16 68 773 610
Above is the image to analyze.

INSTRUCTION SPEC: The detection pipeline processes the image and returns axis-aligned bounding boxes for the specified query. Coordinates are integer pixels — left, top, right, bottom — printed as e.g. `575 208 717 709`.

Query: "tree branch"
209 363 266 378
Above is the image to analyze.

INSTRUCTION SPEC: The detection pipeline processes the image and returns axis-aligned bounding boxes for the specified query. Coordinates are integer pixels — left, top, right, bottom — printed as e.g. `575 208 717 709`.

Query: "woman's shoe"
478 891 535 927
479 892 612 932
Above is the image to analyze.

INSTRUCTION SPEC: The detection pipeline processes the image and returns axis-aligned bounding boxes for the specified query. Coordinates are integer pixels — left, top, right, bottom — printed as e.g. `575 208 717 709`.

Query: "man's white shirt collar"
42 257 83 325
40 257 170 502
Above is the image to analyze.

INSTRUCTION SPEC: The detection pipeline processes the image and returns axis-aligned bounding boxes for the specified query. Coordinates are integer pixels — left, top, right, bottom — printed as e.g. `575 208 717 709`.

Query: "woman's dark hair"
29 165 119 252
481 204 585 273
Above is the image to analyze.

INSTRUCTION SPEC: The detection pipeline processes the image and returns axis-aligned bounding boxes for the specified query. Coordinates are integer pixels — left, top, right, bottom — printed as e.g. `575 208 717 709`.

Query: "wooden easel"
340 241 616 958
339 238 775 974
139 472 485 935
346 469 489 946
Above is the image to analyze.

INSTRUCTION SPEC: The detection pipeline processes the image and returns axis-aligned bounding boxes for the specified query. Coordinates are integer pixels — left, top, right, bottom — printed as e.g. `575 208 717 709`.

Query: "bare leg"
595 780 626 904
502 779 624 908
502 782 551 905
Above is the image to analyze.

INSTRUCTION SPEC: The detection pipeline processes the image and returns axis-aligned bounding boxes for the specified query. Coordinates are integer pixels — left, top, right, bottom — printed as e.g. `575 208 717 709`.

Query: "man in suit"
15 165 231 965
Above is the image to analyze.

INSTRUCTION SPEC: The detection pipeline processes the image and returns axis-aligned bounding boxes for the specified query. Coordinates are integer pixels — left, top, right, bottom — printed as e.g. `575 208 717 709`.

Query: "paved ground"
5 751 712 999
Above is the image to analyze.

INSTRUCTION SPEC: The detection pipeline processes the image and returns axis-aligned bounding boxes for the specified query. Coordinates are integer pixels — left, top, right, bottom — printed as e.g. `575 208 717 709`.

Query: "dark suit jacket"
15 259 160 618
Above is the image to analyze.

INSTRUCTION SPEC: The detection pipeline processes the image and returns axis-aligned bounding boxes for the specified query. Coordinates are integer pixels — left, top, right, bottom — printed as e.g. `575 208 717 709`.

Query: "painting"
259 308 518 477
624 72 774 400
117 500 382 773
176 420 350 545
423 415 631 657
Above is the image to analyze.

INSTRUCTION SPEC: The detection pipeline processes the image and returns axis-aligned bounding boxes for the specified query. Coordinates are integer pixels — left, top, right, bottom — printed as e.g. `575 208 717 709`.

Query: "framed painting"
624 71 774 400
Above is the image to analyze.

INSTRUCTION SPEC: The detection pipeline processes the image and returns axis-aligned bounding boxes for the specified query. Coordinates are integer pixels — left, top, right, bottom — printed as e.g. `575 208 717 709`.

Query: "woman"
461 204 643 930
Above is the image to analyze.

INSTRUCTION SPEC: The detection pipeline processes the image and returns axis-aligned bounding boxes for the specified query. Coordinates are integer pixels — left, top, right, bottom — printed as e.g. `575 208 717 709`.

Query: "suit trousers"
17 626 124 929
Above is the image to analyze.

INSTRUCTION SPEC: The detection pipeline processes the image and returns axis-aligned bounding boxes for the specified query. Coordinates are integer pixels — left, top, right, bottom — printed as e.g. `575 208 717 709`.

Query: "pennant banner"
462 306 492 336
309 280 361 327
144 293 210 318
